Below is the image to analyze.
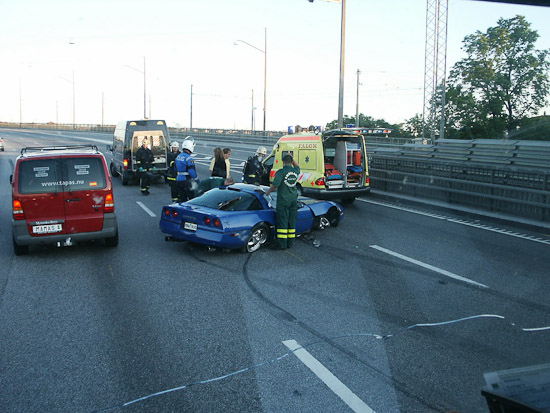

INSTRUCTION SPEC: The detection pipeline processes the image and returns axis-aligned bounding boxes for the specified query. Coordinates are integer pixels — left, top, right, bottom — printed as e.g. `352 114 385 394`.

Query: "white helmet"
256 146 267 156
181 137 195 153
170 141 180 149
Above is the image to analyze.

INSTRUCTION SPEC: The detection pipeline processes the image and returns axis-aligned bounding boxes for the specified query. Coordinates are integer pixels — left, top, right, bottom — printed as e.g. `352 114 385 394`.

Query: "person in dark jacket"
210 147 227 178
175 139 198 202
242 146 267 184
135 138 155 195
265 154 300 249
167 141 181 202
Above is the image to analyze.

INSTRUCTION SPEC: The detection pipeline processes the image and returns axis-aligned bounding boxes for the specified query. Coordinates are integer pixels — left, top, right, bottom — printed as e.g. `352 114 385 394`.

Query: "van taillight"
123 159 129 170
366 177 370 185
105 194 115 213
315 177 325 186
13 200 25 220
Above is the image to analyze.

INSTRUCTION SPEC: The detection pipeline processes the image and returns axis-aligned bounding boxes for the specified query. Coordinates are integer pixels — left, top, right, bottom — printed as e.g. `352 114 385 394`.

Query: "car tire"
327 207 340 227
110 162 120 177
241 223 269 253
13 237 29 256
121 170 129 186
341 197 355 205
105 230 119 247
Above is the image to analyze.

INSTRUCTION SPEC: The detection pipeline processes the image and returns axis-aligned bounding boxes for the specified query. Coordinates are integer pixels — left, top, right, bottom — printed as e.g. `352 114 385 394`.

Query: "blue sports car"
159 184 344 252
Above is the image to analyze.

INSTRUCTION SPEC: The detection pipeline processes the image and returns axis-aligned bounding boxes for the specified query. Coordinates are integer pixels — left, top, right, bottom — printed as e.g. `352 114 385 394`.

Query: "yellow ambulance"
262 129 370 204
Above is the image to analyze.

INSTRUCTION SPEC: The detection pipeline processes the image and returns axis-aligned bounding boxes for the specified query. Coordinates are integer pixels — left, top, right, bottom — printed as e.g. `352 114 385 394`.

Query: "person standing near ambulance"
175 138 198 202
167 141 180 202
265 154 300 250
135 138 155 195
242 146 267 184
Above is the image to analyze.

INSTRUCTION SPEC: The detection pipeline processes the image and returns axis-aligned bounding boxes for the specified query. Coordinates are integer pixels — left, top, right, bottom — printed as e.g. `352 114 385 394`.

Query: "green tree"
325 114 396 133
445 15 550 138
402 114 424 138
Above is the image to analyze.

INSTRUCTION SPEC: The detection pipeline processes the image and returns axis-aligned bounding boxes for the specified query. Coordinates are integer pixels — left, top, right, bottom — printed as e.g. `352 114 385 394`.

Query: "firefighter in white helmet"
174 137 198 202
242 146 267 185
167 141 181 202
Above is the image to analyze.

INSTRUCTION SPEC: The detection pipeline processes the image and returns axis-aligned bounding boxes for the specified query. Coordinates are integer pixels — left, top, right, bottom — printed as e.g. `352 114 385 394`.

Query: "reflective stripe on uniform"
277 228 288 239
177 172 190 175
288 229 296 239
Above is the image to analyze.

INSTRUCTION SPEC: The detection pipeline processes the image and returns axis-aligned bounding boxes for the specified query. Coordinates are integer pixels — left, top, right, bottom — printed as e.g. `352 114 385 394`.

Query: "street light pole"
234 28 267 133
308 0 346 129
337 0 346 129
355 69 361 128
143 56 147 119
263 27 267 133
190 84 193 130
122 58 147 119
72 69 76 129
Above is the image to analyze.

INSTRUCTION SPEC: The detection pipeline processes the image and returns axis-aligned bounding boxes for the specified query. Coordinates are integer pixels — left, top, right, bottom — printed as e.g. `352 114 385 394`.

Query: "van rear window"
18 157 106 194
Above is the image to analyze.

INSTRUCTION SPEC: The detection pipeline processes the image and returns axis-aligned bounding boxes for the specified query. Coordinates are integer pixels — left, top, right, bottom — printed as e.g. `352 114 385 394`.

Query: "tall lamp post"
58 70 76 129
308 0 346 128
234 28 267 133
123 56 147 119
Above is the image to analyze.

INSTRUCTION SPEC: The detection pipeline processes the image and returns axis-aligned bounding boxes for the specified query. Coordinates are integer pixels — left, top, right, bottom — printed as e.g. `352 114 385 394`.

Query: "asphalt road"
1 129 549 412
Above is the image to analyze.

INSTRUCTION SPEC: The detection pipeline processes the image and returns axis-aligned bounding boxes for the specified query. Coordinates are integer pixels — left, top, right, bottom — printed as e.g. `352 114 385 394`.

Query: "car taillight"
13 200 25 220
104 193 115 213
123 159 129 170
315 177 325 186
172 210 178 218
204 217 211 225
213 218 221 228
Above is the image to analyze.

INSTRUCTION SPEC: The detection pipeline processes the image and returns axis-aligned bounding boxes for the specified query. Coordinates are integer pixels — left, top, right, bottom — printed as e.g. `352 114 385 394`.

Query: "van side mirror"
106 145 113 152
9 174 13 184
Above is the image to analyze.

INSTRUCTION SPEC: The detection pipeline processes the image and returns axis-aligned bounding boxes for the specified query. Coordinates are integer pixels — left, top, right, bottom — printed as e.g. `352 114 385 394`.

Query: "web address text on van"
41 180 85 187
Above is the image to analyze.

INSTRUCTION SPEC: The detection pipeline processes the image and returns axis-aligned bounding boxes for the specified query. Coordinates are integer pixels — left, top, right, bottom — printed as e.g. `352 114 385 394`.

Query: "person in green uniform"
265 154 300 249
195 176 235 197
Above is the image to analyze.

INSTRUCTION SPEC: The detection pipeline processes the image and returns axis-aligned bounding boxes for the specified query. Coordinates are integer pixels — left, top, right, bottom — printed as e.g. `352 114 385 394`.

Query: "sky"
1 0 549 131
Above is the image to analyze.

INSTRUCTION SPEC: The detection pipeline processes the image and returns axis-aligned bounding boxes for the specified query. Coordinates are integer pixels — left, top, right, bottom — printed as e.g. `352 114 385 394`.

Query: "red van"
11 145 118 255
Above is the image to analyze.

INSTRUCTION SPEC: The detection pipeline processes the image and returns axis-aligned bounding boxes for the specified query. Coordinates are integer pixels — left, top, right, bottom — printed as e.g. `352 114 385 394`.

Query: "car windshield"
187 188 263 211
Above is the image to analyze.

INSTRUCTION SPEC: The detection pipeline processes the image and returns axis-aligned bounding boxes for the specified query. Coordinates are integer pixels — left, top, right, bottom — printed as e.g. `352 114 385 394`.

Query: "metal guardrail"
369 155 550 221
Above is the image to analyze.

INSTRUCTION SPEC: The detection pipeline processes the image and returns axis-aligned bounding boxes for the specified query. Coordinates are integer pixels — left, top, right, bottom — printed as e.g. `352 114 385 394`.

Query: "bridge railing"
369 139 550 222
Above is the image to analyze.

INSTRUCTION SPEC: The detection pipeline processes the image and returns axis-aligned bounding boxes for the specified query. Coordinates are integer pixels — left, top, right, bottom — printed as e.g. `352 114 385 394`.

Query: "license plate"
184 222 197 231
32 224 63 234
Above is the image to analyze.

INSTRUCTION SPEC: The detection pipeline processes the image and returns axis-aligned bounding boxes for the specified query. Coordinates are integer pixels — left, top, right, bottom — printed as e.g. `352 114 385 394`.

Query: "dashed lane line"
370 245 490 289
136 201 156 217
282 339 375 413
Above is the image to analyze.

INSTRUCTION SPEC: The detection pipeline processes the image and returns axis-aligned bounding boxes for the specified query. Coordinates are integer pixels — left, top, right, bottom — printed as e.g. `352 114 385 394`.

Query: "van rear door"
16 157 67 236
61 156 108 233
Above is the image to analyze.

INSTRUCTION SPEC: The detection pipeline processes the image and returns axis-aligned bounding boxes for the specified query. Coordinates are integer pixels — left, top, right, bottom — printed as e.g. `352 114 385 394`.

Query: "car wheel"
315 216 331 230
327 207 340 227
121 170 129 185
13 237 29 256
110 162 120 177
241 223 269 253
105 230 119 247
341 197 355 205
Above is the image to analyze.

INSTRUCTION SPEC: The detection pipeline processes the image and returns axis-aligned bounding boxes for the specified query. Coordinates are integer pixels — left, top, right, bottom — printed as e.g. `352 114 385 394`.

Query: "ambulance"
262 129 370 204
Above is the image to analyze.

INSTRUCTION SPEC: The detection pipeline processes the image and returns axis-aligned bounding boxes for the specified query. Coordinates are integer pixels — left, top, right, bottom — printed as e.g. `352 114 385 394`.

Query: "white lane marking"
358 198 550 245
370 245 489 289
136 201 156 217
282 339 375 413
